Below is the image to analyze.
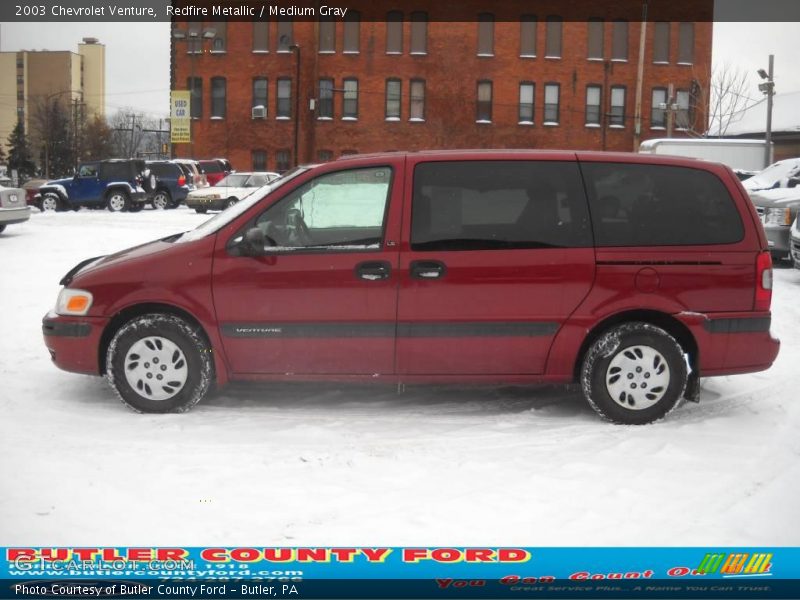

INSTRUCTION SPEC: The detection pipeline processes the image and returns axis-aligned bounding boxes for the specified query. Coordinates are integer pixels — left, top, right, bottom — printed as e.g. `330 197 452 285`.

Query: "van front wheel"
106 314 213 413
581 322 687 425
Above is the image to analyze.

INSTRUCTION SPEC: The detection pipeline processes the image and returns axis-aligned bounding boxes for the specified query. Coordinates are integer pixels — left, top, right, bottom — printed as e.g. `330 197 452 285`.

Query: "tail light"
178 175 186 186
755 251 773 311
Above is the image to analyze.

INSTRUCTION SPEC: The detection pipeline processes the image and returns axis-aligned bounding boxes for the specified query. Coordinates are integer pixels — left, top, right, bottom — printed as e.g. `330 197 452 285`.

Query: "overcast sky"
0 19 798 118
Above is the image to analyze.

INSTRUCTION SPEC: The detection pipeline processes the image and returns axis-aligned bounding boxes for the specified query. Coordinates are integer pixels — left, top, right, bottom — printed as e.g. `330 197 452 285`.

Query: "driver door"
212 161 403 375
71 163 103 203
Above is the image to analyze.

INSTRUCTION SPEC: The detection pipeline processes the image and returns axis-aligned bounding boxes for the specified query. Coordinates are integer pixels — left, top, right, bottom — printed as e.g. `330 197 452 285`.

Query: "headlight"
56 288 94 316
764 207 792 226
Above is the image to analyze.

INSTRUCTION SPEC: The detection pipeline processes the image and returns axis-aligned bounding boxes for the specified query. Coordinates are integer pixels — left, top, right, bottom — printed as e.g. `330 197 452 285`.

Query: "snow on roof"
709 91 800 137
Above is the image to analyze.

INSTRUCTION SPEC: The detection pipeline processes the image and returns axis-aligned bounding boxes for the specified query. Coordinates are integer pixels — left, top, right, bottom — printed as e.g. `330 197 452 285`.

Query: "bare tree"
701 63 753 137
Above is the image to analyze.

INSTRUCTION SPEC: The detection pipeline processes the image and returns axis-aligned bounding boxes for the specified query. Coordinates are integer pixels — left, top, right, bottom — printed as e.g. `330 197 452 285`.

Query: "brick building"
170 1 712 172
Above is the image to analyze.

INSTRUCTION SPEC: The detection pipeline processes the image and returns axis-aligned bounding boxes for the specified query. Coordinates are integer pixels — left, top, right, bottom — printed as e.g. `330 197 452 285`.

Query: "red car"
43 150 779 424
198 159 231 187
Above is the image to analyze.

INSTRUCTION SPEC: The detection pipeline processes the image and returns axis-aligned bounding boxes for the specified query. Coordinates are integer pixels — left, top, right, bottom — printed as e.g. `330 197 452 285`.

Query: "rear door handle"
410 260 447 280
356 261 391 281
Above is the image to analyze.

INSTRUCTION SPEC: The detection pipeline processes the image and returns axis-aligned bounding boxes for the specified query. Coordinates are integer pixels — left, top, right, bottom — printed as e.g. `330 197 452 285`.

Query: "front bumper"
0 206 31 225
42 311 109 375
186 196 225 211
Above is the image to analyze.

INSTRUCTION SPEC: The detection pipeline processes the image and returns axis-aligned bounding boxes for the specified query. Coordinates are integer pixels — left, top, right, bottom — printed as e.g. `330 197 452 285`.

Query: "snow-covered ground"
1 208 799 546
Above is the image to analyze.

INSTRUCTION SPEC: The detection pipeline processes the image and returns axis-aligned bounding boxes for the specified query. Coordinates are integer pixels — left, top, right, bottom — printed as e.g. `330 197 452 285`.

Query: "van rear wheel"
106 314 213 413
581 322 687 424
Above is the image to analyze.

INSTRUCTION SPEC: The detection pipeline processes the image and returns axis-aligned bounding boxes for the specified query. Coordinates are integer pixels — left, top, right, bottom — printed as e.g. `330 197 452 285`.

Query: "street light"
757 55 775 168
172 26 216 157
280 35 302 167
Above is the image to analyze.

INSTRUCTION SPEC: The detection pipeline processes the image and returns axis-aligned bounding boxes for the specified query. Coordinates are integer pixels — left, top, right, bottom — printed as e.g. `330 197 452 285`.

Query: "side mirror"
240 227 266 257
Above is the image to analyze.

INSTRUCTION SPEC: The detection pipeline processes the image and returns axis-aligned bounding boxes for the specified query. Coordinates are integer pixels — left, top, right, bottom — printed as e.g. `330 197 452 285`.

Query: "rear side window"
100 162 132 181
200 161 222 173
581 162 744 246
411 160 591 251
149 163 175 178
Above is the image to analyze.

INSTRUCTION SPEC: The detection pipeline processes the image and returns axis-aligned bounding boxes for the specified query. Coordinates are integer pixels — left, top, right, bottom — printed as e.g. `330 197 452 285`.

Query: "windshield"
175 168 309 243
217 173 250 187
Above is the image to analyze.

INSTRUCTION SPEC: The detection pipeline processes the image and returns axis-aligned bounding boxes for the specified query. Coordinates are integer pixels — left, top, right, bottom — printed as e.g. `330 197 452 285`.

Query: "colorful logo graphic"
697 552 772 576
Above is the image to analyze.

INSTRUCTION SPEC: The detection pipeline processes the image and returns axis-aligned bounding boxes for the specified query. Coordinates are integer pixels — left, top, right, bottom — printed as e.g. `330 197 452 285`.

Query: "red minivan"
42 151 779 424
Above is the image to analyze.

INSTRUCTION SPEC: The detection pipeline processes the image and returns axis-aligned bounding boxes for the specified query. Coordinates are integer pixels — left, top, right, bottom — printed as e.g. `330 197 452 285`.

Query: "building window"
653 22 669 63
341 149 358 156
612 19 628 60
277 78 291 118
319 16 335 52
187 77 202 118
676 89 691 129
586 85 601 125
518 82 535 123
520 15 537 57
385 79 401 120
344 11 360 53
544 83 560 124
410 12 428 54
252 150 267 170
253 21 269 52
277 18 293 51
610 86 626 126
410 79 426 121
211 22 226 52
317 150 334 162
477 13 494 56
545 16 562 58
276 149 291 172
678 22 694 64
210 77 226 118
318 78 334 119
187 21 202 53
587 18 604 59
386 11 403 53
476 80 492 122
651 87 667 128
343 78 358 119
252 78 268 115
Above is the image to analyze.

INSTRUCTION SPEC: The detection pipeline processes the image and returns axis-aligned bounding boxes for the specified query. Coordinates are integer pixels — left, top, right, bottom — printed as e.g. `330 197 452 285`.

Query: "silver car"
0 184 31 233
749 187 800 261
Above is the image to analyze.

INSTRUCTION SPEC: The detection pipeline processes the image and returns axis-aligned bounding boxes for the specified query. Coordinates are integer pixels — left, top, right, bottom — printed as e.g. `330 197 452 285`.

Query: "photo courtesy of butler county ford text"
1 1 800 598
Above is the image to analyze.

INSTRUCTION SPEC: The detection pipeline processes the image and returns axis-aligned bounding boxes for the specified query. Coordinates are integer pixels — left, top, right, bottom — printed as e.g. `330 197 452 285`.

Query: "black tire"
106 190 130 212
40 192 62 212
0 224 6 233
225 197 238 209
129 202 144 213
195 208 207 214
106 314 214 413
152 189 172 210
581 322 688 425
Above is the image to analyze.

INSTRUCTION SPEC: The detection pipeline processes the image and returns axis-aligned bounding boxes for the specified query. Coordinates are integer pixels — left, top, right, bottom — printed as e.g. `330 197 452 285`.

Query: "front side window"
253 21 269 52
277 78 291 118
410 79 426 120
519 83 534 123
610 86 625 126
343 78 358 119
678 22 694 64
545 16 562 58
78 163 98 177
478 13 494 56
385 79 401 120
318 78 334 119
612 19 628 60
476 81 492 122
344 11 360 53
581 162 744 247
544 83 560 124
651 87 667 127
520 15 537 57
410 12 428 54
586 85 601 125
255 167 392 250
211 77 226 118
386 11 403 53
411 161 591 251
319 16 335 52
587 18 604 59
653 22 669 63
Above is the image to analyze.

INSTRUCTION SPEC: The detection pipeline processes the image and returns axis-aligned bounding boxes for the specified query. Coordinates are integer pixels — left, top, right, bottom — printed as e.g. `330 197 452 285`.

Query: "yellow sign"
171 90 191 144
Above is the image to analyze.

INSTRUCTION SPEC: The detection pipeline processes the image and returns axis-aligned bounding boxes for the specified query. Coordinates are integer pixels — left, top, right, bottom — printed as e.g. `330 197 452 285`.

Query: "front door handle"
410 260 447 280
356 261 391 281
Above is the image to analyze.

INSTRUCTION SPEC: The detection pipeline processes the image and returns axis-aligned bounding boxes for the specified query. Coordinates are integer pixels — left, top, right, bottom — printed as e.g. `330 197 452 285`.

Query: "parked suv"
42 151 779 424
36 159 156 212
146 161 191 209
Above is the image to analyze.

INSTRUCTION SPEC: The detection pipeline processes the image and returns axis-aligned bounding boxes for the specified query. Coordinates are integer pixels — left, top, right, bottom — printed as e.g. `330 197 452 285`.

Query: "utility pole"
758 55 775 167
632 1 648 152
129 113 136 158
